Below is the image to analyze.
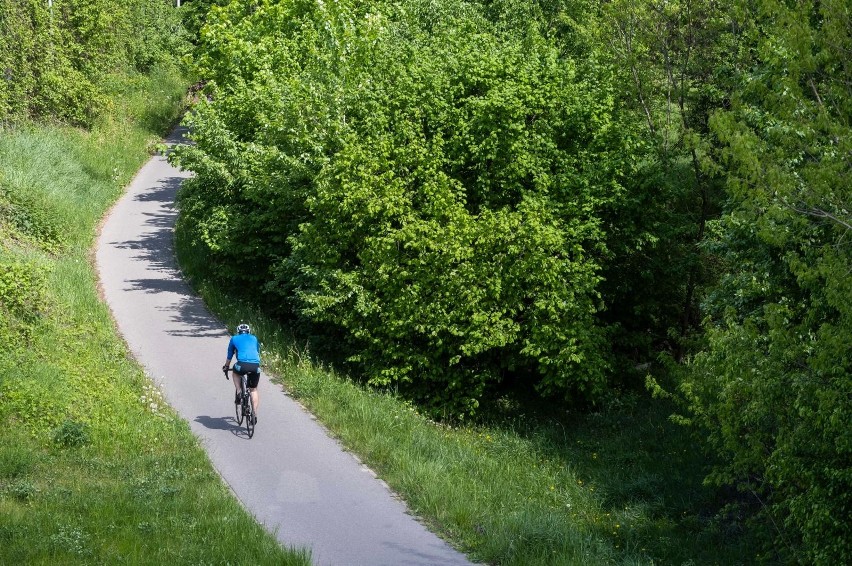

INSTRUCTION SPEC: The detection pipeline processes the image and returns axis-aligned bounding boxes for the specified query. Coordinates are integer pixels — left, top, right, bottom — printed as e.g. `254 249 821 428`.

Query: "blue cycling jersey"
227 333 261 363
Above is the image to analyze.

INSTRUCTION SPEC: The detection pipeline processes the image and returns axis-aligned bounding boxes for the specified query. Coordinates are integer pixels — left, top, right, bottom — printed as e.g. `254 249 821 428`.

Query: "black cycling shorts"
233 362 260 388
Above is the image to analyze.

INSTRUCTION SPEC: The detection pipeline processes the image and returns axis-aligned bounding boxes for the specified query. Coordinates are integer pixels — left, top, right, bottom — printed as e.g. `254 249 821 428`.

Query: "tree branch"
785 203 852 233
808 76 825 111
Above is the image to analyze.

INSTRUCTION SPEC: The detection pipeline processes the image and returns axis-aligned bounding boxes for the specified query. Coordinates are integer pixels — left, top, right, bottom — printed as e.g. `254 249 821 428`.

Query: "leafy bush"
53 420 91 448
175 0 639 414
0 186 66 253
8 480 39 502
179 0 230 41
0 256 48 343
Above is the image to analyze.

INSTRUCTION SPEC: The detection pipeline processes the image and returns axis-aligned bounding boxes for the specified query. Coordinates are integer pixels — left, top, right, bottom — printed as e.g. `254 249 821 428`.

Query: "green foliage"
0 362 70 433
288 2 623 413
8 479 39 502
0 256 48 343
173 0 849 557
175 0 643 415
0 0 102 125
0 442 34 479
682 1 852 563
162 0 852 560
0 0 188 126
0 184 67 253
179 0 230 40
589 0 736 363
52 419 91 448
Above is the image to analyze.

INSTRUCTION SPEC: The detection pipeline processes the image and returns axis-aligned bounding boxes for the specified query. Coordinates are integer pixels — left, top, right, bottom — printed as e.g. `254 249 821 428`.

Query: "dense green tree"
178 0 231 41
170 0 850 558
683 1 851 562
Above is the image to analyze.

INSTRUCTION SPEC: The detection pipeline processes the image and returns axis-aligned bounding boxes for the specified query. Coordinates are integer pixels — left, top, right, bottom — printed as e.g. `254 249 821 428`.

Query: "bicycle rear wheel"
235 393 244 425
245 394 255 438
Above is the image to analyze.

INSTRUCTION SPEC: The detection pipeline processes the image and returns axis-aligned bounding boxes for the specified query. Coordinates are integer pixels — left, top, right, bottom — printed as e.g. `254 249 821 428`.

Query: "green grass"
176 266 759 565
0 66 309 565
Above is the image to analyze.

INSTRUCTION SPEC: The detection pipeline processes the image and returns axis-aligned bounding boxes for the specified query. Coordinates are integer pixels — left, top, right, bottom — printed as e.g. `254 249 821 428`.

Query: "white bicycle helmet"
237 323 251 334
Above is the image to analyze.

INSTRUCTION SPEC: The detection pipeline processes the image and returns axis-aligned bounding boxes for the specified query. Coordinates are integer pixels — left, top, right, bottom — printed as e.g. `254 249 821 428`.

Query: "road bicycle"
223 367 256 438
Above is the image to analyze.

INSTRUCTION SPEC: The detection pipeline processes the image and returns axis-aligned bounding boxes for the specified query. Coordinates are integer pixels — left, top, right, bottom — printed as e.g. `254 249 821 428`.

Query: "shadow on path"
195 415 254 440
195 415 237 432
107 172 225 338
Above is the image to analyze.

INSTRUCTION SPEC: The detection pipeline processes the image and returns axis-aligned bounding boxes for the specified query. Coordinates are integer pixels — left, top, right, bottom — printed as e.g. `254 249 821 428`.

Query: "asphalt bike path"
96 127 473 566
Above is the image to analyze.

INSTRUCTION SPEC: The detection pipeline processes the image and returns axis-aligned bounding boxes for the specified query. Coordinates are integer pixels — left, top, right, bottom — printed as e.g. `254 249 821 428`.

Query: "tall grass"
177 241 757 565
0 65 309 564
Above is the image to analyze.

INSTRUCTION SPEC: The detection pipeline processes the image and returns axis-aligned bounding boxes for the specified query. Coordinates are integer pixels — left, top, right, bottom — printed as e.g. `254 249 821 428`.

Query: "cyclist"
223 323 261 423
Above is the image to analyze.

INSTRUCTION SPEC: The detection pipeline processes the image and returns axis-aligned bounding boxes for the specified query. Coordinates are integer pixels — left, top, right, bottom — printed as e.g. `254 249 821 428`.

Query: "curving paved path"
96 127 473 566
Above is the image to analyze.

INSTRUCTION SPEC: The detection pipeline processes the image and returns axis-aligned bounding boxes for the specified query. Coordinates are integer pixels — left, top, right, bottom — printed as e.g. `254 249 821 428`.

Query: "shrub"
53 420 91 448
0 256 48 342
175 0 635 415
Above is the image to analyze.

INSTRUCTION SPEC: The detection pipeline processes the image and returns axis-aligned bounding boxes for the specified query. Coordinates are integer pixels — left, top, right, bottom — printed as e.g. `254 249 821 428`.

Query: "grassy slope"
0 67 309 565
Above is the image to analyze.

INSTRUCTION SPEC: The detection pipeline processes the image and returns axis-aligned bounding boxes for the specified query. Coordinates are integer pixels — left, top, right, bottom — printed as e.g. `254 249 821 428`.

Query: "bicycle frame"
224 367 256 438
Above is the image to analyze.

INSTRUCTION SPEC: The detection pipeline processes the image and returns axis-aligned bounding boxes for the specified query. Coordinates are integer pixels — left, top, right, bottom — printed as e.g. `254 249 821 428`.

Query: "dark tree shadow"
106 155 227 338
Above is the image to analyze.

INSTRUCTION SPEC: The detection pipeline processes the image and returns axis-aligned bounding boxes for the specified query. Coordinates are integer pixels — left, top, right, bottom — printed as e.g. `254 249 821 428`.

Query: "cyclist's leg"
249 387 259 418
232 374 242 403
247 370 260 419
